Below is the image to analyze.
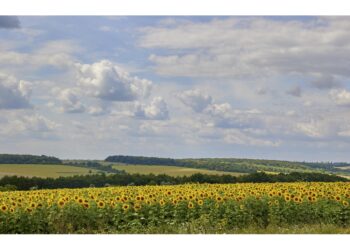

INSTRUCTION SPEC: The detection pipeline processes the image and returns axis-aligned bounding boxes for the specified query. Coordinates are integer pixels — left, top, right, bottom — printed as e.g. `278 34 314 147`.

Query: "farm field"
111 163 245 176
0 164 99 178
0 182 349 233
335 166 350 170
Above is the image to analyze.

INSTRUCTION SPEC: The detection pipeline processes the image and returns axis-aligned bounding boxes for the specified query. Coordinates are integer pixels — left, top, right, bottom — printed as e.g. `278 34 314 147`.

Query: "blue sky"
1 16 350 161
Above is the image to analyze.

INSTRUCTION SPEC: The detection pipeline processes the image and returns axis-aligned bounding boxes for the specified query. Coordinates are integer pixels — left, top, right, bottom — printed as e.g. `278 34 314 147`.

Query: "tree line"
63 160 126 174
0 154 61 164
0 172 347 191
105 155 350 174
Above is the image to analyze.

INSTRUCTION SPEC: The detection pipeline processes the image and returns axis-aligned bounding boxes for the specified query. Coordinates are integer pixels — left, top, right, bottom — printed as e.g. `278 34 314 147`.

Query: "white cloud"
178 89 264 130
134 97 169 120
0 112 58 136
224 129 280 147
0 73 32 109
310 74 340 89
177 89 213 112
88 106 108 116
295 119 336 139
329 89 350 106
286 86 302 97
75 60 152 102
0 40 78 69
17 114 58 133
140 17 350 85
58 88 86 113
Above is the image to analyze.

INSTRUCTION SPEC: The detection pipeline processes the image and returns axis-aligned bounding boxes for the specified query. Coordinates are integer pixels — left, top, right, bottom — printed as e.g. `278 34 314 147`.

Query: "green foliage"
105 155 350 175
0 184 17 191
0 154 61 164
64 160 126 174
0 172 347 191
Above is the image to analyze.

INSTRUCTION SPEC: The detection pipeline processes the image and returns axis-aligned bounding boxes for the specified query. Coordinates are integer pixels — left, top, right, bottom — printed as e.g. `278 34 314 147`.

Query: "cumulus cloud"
0 16 20 29
329 89 350 106
178 89 263 130
0 73 32 109
134 97 169 120
0 40 78 69
140 17 350 84
294 118 338 139
0 113 58 137
177 89 213 112
58 89 86 113
75 60 152 102
16 114 58 133
286 86 302 97
310 74 340 89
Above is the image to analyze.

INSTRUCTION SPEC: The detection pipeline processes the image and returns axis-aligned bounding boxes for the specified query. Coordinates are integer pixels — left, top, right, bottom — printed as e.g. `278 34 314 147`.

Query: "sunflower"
198 200 204 206
83 202 90 209
1 204 7 212
57 199 65 207
97 201 105 208
134 203 141 211
122 204 129 211
188 202 194 209
159 199 165 206
342 200 349 207
216 196 223 202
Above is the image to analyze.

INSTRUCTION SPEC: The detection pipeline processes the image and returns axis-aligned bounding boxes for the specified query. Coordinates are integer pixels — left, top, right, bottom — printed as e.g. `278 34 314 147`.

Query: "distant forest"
1 153 349 176
0 172 347 191
105 155 350 174
0 154 61 164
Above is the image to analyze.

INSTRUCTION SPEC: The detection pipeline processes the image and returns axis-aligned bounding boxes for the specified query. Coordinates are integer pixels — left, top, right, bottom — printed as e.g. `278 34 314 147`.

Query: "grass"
335 166 350 170
111 163 246 177
0 164 99 178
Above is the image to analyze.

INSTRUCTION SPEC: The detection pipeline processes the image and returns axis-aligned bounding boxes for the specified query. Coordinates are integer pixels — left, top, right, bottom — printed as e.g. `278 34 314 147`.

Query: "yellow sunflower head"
122 204 129 211
1 204 8 212
97 201 105 208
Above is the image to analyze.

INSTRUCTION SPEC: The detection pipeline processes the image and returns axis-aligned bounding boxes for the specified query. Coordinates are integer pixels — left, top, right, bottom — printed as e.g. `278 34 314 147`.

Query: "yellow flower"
57 199 65 207
97 200 105 208
159 199 165 206
122 204 129 211
1 204 8 212
134 203 141 211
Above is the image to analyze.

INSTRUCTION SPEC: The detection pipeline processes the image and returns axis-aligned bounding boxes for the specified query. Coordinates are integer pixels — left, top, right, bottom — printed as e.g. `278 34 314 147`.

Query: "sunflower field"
0 182 349 233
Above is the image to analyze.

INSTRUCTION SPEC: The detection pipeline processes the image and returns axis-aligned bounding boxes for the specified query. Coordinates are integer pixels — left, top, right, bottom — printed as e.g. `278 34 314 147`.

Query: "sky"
1 16 350 161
